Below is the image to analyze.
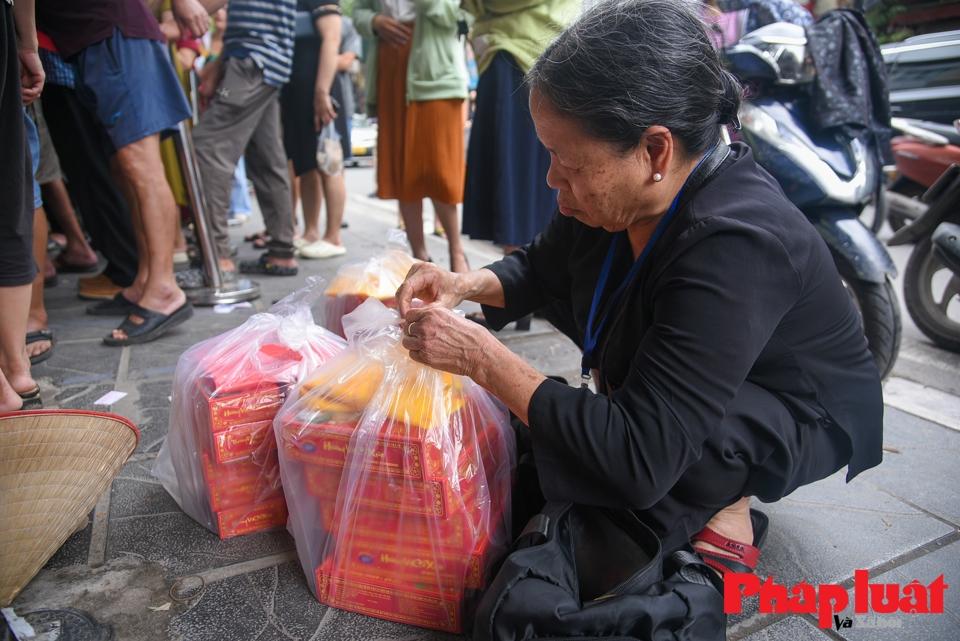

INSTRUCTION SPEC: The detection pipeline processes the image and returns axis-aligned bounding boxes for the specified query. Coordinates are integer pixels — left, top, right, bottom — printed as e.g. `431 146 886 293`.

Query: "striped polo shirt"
223 0 297 87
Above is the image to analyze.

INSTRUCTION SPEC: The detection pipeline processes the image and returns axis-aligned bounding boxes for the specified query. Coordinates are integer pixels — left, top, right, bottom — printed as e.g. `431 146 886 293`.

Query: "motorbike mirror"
724 44 779 83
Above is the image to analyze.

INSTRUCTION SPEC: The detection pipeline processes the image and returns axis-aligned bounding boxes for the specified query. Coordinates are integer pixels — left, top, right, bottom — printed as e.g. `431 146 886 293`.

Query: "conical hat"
0 410 139 606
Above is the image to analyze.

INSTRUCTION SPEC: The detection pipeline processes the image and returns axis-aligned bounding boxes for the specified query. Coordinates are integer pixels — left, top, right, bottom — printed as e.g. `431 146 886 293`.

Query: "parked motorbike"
884 117 960 232
725 22 901 378
888 162 960 352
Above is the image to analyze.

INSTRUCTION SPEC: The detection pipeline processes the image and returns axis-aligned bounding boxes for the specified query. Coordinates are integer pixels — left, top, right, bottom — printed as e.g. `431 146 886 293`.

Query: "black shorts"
280 37 321 177
0 4 37 287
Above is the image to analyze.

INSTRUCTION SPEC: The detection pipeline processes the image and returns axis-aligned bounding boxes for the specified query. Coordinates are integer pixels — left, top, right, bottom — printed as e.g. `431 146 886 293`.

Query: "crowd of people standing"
0 0 588 411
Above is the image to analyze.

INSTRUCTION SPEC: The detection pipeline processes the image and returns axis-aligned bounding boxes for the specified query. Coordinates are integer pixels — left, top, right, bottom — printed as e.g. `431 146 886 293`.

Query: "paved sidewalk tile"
736 617 832 641
837 538 960 640
856 407 960 525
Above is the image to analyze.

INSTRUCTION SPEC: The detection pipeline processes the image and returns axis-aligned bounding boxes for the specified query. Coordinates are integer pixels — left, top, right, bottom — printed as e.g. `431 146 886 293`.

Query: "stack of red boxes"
177 339 344 539
193 368 289 539
278 376 512 633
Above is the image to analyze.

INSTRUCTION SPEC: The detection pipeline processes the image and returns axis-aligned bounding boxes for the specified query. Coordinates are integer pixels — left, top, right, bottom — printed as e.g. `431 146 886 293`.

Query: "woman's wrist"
454 268 504 308
470 337 546 426
469 333 506 389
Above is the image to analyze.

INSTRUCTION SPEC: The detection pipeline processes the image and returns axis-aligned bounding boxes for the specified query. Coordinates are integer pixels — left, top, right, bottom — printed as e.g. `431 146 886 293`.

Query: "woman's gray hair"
527 0 741 154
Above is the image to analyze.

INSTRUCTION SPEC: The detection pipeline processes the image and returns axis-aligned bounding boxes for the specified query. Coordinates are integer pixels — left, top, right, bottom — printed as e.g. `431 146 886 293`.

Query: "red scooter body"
885 118 960 230
892 135 960 189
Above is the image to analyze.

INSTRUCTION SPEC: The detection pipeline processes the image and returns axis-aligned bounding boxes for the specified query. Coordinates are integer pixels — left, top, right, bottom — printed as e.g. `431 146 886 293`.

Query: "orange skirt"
376 37 465 204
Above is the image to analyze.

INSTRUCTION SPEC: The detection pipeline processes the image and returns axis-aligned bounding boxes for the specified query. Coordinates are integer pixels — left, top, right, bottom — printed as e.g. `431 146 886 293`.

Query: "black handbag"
473 502 726 641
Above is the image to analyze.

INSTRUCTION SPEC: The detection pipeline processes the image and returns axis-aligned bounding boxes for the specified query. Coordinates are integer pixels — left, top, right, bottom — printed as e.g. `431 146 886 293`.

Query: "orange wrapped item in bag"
322 244 419 337
275 299 515 633
154 279 346 539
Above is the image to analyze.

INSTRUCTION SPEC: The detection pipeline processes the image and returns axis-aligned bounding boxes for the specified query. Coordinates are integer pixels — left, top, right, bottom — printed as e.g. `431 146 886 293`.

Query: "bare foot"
121 284 144 305
57 246 99 268
26 311 51 361
266 257 297 269
6 371 38 398
110 288 188 342
0 381 23 412
692 497 754 564
219 258 236 272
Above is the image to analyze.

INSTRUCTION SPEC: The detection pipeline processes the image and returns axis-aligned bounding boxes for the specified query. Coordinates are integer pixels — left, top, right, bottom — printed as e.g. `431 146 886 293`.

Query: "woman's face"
530 89 660 232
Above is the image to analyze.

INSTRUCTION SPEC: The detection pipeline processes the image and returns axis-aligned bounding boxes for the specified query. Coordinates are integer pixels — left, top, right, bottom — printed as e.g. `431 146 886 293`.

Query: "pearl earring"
653 173 663 182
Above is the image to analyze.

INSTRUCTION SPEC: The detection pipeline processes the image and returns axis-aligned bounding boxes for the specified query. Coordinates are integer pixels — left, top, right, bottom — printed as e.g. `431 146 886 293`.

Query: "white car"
349 115 377 166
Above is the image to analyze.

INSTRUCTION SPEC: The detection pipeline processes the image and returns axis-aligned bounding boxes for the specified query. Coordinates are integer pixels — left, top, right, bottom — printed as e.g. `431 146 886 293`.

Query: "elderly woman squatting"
396 0 882 576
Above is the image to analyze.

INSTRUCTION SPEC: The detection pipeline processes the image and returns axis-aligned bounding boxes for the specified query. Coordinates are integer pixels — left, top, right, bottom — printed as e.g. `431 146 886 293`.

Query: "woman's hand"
372 14 412 46
197 57 223 110
396 262 465 316
314 89 337 130
400 306 495 379
172 0 210 38
19 48 44 106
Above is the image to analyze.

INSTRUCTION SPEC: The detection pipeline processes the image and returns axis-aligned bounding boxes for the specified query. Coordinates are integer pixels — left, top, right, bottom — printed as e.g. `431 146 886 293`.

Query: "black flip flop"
87 292 138 317
239 255 298 276
750 508 769 550
244 230 270 243
103 301 194 346
27 329 55 366
19 385 43 409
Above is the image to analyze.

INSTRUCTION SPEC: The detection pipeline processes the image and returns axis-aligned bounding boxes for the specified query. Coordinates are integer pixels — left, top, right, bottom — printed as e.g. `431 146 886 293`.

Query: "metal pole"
170 60 260 305
172 120 261 305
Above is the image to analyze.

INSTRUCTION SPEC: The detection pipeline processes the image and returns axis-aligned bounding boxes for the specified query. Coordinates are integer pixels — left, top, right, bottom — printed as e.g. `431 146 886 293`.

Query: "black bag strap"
670 549 723 593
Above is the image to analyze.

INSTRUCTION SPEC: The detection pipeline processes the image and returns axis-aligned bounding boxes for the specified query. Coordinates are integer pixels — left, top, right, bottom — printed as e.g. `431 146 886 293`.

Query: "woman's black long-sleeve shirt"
482 144 883 510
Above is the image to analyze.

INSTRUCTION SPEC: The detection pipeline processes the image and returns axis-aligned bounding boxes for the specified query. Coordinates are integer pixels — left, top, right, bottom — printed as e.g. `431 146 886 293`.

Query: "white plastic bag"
154 279 346 538
276 299 515 632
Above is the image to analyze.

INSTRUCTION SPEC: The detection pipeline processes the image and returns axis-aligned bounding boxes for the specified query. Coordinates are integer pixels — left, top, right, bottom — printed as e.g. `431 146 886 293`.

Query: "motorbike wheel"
887 178 927 232
904 238 960 353
837 264 902 379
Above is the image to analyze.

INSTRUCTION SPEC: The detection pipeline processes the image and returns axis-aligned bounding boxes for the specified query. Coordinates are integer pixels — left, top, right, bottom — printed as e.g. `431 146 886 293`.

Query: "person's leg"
111 156 150 304
0 8 36 399
0 369 23 411
0 283 35 395
399 201 428 261
110 133 186 328
26 207 51 361
193 58 276 271
633 381 851 560
287 161 299 235
241 93 297 271
300 169 323 244
41 178 99 268
229 157 253 224
319 170 345 246
40 85 138 289
33 99 99 273
432 200 468 273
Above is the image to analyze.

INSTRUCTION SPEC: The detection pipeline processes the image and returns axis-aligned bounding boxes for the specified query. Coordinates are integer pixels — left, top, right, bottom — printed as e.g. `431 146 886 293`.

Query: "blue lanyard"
580 148 715 387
